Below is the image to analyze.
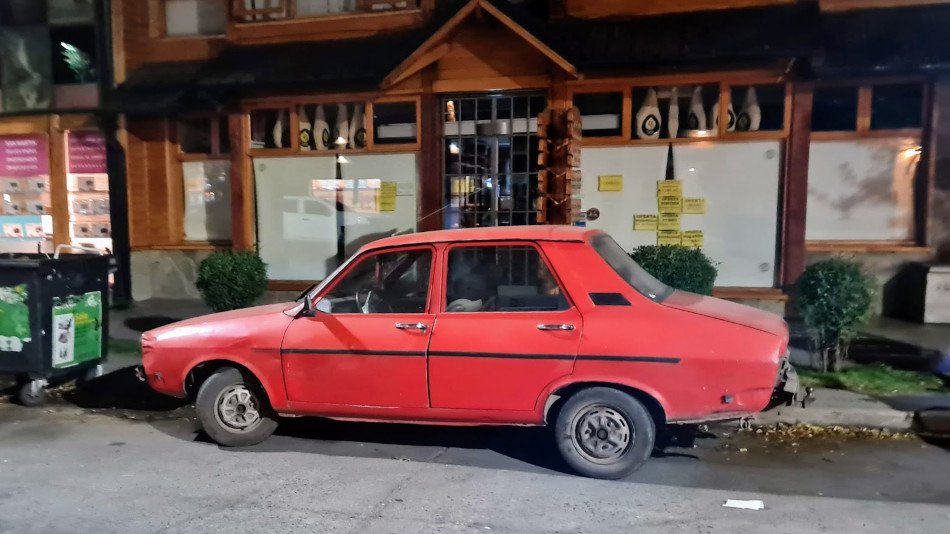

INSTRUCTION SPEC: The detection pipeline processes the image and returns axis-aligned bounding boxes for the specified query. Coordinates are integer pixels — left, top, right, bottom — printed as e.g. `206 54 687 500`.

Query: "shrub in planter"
630 245 717 296
796 258 875 372
196 251 268 312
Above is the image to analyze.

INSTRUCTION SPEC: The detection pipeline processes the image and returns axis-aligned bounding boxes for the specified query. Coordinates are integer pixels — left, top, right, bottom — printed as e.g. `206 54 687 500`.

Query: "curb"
755 405 914 432
752 387 916 432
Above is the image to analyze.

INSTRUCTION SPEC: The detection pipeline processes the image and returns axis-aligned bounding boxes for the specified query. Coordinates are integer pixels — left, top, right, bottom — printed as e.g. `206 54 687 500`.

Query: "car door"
427 242 582 411
281 246 435 408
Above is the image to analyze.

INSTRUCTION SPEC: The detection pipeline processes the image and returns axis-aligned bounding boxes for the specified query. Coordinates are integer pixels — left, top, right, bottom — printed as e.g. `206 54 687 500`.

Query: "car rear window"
590 234 674 303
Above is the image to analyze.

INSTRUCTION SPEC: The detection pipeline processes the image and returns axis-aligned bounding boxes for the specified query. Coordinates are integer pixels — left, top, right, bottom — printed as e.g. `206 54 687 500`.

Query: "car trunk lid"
662 290 789 341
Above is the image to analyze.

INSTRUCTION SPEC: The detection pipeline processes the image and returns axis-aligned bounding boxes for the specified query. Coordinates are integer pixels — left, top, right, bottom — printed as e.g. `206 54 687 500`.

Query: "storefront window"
806 138 919 242
182 160 231 242
573 92 622 137
250 108 291 149
254 153 418 281
630 84 721 140
297 102 366 151
729 84 785 132
0 1 99 112
812 86 858 132
0 134 53 252
578 141 782 287
0 26 53 112
373 101 417 145
871 84 924 130
164 0 227 37
178 118 213 154
67 130 110 251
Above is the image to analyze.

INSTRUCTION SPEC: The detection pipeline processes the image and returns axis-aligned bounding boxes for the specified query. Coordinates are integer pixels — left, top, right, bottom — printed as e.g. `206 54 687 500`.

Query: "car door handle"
395 322 428 331
537 323 575 331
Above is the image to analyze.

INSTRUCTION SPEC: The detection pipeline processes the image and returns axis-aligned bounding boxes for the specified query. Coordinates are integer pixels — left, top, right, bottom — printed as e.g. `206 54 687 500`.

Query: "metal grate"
442 93 547 228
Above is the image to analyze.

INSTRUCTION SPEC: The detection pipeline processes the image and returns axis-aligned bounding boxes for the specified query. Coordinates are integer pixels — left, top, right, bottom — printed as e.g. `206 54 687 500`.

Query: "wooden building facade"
0 1 121 287
109 0 950 313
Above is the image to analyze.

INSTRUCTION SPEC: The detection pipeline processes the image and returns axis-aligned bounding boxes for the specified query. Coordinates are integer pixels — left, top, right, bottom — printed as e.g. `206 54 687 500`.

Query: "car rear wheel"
196 367 278 447
554 387 655 479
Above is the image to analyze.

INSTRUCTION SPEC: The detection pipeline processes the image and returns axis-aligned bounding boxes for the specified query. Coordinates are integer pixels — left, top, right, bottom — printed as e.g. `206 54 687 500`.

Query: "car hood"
144 302 298 343
662 290 789 341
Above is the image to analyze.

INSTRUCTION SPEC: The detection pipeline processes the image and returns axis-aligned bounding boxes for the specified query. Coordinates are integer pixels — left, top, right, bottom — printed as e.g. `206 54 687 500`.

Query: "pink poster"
68 131 107 174
0 135 49 177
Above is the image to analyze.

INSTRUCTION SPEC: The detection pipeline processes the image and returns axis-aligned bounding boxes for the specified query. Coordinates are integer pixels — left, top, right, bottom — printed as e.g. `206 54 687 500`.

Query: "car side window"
321 249 432 314
445 245 569 313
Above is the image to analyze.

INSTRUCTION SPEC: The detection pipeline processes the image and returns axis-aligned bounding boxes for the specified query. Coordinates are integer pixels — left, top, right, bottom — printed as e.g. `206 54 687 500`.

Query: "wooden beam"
48 116 70 248
564 0 793 19
779 82 814 290
229 113 255 251
856 85 873 132
432 75 551 93
819 0 950 12
417 68 442 232
383 42 451 88
228 9 424 45
112 0 127 84
920 81 938 247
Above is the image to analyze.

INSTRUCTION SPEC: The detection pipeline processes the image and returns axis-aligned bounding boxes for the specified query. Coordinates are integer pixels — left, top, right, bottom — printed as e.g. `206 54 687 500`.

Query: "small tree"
196 251 268 312
796 258 875 372
630 245 717 296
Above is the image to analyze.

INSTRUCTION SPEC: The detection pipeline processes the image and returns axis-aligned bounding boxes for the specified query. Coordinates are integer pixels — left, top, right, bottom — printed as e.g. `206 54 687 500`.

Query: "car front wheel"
554 387 656 479
196 367 278 447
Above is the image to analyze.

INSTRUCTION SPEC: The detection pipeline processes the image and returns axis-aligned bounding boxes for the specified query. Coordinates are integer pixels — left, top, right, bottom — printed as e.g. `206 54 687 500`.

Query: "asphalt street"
1 374 949 533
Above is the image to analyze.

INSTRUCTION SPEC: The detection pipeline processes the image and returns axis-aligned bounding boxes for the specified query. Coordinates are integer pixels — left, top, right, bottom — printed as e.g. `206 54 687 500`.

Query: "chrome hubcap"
215 385 262 432
572 405 633 464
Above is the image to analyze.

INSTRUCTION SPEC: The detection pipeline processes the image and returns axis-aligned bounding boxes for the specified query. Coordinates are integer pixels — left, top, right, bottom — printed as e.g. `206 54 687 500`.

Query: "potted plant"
630 244 717 295
196 251 268 312
796 258 875 372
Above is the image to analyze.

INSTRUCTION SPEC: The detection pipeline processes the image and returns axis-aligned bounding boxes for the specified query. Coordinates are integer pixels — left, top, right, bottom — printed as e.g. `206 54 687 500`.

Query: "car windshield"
590 233 674 303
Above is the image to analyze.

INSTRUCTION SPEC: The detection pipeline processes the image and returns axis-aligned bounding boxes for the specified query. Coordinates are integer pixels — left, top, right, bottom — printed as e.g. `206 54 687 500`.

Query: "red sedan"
140 226 798 479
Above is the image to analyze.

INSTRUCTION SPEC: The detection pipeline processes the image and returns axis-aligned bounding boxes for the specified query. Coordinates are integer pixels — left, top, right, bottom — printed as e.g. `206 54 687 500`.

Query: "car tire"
195 367 278 447
554 387 656 479
16 380 47 407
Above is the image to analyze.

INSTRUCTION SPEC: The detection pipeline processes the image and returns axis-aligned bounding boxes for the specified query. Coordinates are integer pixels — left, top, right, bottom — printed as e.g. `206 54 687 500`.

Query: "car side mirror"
300 297 331 318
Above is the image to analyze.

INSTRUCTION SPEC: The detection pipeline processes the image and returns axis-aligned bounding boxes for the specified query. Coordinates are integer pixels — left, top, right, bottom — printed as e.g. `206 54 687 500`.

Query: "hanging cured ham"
667 87 679 139
635 87 662 139
688 86 707 131
737 87 761 132
314 104 330 150
334 103 350 148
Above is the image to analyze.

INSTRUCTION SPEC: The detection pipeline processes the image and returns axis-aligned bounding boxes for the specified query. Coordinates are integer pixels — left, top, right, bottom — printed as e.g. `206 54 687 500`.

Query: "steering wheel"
354 287 393 314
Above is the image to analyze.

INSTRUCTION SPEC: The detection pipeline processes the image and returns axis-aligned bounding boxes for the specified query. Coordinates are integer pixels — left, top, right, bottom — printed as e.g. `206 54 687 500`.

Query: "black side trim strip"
282 349 680 364
577 355 680 364
282 348 426 357
428 350 574 360
430 351 679 364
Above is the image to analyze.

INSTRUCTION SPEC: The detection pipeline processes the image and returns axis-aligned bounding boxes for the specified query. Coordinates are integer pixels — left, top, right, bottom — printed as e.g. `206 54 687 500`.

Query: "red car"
140 226 798 479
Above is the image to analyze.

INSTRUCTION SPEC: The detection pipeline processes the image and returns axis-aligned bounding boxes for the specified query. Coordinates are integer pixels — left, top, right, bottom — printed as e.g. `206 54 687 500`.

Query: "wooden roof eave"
381 0 578 89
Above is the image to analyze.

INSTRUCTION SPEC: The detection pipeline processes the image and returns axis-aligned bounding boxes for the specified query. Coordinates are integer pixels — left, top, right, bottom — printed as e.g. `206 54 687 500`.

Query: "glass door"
442 93 546 228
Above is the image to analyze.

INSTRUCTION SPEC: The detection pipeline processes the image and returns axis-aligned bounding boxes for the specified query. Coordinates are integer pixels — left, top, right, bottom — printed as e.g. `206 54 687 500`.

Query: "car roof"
360 226 602 252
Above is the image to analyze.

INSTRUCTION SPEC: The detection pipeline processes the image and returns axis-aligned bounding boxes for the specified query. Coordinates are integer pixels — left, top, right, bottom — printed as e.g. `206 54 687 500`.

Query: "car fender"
535 373 672 423
180 349 288 410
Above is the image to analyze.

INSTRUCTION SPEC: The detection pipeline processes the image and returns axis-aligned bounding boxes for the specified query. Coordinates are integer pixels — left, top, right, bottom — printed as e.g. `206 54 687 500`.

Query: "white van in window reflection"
281 196 371 242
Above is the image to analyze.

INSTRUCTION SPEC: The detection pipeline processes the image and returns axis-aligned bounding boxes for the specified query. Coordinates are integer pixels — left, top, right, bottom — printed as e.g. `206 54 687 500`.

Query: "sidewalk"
110 298 212 342
756 388 950 432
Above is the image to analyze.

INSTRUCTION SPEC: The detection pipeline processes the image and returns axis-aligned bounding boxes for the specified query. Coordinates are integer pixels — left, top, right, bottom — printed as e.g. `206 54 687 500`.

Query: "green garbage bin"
0 250 110 406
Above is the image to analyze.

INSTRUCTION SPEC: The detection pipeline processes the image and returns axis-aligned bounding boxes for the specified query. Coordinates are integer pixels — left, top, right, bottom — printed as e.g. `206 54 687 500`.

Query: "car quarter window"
444 244 569 313
320 249 432 314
